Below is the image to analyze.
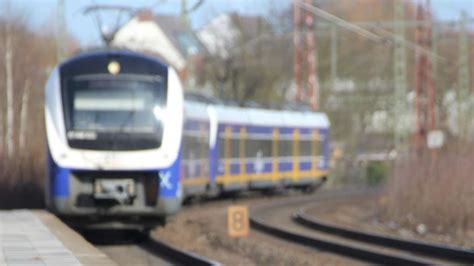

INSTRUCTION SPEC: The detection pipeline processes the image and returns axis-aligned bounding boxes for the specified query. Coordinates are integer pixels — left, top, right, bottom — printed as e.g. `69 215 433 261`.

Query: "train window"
300 140 312 156
219 138 225 159
183 134 208 160
65 75 165 132
245 139 272 158
231 139 240 158
182 136 195 160
278 139 293 157
318 139 325 156
245 139 256 157
200 135 207 159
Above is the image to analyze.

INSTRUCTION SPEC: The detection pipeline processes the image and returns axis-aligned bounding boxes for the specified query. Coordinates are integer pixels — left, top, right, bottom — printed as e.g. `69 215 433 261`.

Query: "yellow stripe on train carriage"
215 169 328 185
182 177 209 186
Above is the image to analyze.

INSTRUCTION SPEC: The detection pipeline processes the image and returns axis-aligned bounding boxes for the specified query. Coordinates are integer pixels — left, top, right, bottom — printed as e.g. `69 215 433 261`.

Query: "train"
44 49 330 230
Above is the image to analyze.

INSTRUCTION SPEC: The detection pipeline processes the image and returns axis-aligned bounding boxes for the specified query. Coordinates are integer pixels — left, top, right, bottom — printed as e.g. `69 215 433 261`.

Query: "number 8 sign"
227 205 249 237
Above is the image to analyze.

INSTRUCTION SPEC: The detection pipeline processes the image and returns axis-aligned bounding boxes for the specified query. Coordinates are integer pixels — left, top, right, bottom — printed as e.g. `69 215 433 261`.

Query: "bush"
366 161 389 185
386 145 474 234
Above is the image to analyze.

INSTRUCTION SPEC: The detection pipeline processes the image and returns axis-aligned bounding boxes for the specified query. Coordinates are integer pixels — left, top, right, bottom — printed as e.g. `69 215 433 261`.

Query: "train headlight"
108 61 120 75
153 106 164 121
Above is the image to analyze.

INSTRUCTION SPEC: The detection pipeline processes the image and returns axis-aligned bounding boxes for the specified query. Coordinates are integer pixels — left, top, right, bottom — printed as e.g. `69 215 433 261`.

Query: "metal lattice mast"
414 0 436 150
393 0 408 151
431 22 438 83
330 24 338 84
305 0 319 110
458 10 470 138
458 11 469 104
293 0 303 103
414 0 424 148
425 0 436 132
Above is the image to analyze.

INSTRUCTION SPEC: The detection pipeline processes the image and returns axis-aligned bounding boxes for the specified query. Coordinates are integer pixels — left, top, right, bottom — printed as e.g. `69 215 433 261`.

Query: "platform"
0 210 115 266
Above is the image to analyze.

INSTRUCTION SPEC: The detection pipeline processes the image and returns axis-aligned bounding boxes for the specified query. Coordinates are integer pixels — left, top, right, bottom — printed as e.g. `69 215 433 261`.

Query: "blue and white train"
181 101 330 197
45 49 330 230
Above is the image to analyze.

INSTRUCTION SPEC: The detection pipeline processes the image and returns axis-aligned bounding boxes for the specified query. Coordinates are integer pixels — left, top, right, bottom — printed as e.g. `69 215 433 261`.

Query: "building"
112 10 206 84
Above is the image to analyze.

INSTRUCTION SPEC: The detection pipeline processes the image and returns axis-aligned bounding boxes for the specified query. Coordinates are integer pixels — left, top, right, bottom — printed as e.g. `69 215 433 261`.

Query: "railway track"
85 230 220 266
139 234 220 266
250 192 474 265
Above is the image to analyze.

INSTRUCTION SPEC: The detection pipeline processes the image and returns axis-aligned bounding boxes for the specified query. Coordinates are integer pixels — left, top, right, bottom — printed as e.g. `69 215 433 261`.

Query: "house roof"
111 10 208 71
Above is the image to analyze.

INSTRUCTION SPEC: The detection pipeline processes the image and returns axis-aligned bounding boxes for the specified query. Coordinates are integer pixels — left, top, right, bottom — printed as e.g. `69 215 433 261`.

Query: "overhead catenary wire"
295 0 383 42
295 0 446 61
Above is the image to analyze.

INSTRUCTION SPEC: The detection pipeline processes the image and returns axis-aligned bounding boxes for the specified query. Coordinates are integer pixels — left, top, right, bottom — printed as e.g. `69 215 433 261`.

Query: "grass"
385 144 474 234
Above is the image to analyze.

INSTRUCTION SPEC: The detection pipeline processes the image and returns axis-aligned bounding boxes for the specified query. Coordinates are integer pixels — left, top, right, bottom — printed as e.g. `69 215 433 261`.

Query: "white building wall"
112 17 186 71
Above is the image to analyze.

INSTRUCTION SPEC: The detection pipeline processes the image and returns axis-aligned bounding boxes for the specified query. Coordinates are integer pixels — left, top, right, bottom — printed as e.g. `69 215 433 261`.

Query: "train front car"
44 50 184 230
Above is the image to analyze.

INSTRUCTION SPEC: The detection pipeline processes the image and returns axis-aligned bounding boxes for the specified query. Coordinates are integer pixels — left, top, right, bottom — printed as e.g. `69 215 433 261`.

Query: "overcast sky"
2 0 473 46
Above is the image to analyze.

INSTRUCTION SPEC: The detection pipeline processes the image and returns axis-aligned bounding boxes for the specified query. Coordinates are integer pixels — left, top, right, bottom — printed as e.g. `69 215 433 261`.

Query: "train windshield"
63 74 166 150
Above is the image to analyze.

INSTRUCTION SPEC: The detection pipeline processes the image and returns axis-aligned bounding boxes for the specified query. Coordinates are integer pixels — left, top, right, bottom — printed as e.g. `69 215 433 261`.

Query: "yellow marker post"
227 205 249 237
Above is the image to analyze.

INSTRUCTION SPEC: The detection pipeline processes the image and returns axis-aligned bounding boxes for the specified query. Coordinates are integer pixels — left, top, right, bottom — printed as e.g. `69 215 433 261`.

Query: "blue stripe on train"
47 153 182 199
278 127 294 135
300 161 312 171
299 128 313 135
209 142 218 183
159 151 181 198
47 151 70 197
247 127 273 134
230 163 240 175
279 162 293 172
245 161 272 173
184 119 209 131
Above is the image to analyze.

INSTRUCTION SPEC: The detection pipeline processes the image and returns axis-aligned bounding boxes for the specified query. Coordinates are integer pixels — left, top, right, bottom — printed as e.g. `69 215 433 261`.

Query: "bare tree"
0 98 3 155
19 79 29 151
4 20 14 158
201 13 292 106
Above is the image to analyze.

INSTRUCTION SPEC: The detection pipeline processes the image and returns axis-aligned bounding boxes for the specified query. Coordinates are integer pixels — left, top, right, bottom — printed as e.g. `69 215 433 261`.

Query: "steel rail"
140 234 221 266
250 214 432 265
295 210 474 264
249 203 434 265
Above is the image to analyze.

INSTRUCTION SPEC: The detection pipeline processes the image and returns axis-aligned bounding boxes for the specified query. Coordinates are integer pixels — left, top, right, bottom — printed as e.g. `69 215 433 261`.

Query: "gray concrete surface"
0 210 116 266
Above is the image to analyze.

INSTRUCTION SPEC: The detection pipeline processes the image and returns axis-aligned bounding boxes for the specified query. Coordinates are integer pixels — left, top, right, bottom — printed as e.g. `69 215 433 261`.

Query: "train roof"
184 100 330 129
62 48 168 68
184 100 210 120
